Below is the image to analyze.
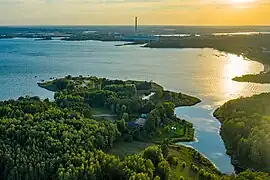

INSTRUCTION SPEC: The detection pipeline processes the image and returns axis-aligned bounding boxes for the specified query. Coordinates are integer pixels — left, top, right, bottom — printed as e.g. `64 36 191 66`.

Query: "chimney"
135 17 138 34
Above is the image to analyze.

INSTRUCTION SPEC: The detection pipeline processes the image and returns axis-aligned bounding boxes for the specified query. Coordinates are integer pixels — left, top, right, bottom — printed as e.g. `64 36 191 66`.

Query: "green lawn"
152 122 194 143
92 108 118 121
92 107 114 115
108 141 154 159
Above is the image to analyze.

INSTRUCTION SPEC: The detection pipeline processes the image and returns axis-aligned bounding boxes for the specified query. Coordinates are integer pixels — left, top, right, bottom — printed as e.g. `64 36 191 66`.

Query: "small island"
214 93 270 173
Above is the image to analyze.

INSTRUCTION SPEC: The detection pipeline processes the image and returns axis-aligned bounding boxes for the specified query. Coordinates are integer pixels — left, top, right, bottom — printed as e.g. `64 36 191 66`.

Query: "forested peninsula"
38 76 201 143
0 75 267 179
214 93 270 174
146 35 270 84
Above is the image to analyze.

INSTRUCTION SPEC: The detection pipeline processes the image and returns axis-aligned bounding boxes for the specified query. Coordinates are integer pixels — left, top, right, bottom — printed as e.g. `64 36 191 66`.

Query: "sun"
231 0 255 3
230 0 255 8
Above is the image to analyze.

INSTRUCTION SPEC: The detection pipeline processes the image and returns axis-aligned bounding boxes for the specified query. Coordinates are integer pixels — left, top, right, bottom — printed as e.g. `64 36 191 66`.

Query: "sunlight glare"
222 54 249 99
225 54 248 78
231 0 255 4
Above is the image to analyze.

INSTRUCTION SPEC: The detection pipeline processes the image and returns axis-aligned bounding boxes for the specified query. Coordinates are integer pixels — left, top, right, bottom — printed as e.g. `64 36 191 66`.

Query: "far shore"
144 35 270 84
5 34 270 84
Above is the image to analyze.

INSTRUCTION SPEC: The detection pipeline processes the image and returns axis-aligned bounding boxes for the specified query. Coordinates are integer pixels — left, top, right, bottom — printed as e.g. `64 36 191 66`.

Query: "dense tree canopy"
0 97 121 179
0 76 266 179
39 76 200 142
214 93 270 173
0 77 202 180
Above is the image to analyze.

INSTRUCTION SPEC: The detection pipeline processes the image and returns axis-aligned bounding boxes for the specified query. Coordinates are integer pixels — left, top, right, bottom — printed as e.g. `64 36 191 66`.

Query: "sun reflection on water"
222 54 253 100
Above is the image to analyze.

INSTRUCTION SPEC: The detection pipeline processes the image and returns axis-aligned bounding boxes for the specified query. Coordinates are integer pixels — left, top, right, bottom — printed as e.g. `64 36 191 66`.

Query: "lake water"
1 38 270 174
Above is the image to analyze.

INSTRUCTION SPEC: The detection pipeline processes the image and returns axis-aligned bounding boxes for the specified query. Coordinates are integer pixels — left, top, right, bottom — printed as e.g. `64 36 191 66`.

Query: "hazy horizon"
1 25 270 27
1 0 269 26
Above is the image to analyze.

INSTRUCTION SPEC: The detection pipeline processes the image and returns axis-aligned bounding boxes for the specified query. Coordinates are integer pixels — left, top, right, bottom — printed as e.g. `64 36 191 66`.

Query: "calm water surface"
1 38 270 174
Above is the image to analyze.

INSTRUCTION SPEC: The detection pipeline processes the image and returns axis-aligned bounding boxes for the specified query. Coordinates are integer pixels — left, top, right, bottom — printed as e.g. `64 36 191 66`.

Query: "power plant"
114 17 159 42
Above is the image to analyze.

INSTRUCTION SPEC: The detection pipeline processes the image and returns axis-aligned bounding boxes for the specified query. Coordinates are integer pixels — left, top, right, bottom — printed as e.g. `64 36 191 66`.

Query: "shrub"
143 146 164 166
199 169 206 177
157 160 171 180
179 176 185 180
191 164 199 172
167 155 178 166
161 143 169 158
182 162 186 169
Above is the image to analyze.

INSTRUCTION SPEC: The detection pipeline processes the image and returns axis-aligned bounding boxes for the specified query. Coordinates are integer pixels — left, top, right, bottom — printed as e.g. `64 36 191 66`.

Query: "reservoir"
1 38 270 174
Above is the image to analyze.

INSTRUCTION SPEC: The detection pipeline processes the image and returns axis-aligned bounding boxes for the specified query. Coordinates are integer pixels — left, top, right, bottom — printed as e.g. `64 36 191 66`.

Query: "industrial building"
120 17 160 42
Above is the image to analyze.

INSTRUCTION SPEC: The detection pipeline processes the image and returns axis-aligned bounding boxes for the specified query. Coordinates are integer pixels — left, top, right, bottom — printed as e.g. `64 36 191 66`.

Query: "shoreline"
175 103 236 175
6 37 270 83
8 38 270 174
35 41 264 174
1 36 270 178
213 95 270 174
144 35 270 84
213 111 242 174
262 63 270 73
175 142 222 174
145 45 270 84
38 77 233 173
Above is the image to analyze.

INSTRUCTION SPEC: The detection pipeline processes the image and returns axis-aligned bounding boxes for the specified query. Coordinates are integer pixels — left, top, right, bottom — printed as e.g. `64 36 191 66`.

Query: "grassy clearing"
109 142 222 179
108 141 154 159
92 108 118 122
92 107 115 115
168 145 221 180
152 122 194 143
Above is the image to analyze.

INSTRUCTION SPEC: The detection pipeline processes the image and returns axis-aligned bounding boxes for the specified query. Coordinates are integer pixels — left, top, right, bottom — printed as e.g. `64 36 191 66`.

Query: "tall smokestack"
135 17 138 34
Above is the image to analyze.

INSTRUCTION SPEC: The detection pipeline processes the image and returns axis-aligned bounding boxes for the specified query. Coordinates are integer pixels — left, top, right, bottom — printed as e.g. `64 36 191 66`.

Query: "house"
135 114 148 126
128 121 138 128
127 114 148 128
136 118 147 126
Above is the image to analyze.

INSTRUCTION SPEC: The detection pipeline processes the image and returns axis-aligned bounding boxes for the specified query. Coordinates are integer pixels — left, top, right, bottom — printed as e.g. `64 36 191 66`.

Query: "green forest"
214 93 270 173
0 76 268 179
0 96 221 180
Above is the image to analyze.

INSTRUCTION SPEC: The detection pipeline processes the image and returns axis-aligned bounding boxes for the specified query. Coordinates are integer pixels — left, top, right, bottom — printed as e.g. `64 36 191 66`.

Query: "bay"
1 38 270 174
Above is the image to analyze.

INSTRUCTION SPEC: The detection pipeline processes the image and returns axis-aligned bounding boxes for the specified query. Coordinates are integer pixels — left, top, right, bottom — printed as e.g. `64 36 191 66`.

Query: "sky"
0 0 269 26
